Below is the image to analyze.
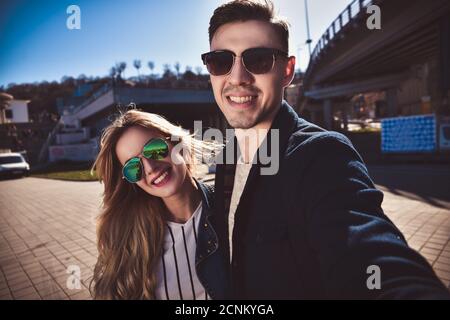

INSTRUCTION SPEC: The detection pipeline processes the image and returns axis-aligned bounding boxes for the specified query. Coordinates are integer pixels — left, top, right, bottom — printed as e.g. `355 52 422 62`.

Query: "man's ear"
282 56 296 87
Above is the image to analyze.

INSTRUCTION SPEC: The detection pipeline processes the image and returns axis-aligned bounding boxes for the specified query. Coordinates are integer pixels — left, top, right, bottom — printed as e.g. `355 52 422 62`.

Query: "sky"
0 0 352 87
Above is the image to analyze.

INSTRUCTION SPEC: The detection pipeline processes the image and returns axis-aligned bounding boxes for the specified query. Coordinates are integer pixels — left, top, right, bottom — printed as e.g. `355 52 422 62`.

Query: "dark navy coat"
214 101 450 299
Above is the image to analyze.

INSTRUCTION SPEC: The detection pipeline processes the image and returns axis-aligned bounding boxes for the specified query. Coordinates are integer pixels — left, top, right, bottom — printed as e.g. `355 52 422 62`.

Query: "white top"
155 202 210 300
229 129 267 261
228 162 252 262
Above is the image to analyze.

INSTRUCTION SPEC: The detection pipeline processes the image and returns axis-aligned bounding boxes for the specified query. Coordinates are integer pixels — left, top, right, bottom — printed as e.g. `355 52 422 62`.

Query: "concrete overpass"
68 85 226 136
301 0 450 129
38 85 226 163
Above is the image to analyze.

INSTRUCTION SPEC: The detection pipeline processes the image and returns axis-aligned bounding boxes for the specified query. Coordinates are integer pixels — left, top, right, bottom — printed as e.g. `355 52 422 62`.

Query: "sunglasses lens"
143 138 169 160
123 157 142 183
204 51 234 76
243 49 275 74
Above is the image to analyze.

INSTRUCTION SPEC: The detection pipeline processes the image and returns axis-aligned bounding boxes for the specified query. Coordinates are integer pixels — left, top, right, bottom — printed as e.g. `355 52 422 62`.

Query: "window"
0 156 24 164
5 109 13 119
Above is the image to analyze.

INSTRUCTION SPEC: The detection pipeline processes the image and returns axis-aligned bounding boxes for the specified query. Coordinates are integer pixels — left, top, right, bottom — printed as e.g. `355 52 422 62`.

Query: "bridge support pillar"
341 104 349 131
323 99 333 130
386 88 398 117
439 11 450 113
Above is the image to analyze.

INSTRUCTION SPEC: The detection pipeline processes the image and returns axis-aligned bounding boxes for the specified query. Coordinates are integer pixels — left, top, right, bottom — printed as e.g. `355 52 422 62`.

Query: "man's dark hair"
208 0 290 52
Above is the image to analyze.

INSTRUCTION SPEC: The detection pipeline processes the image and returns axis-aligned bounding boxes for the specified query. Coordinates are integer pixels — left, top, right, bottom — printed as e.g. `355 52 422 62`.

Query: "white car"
0 153 30 178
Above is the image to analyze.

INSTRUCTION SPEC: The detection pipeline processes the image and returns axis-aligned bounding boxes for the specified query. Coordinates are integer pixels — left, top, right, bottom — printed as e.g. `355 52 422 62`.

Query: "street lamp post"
304 0 312 56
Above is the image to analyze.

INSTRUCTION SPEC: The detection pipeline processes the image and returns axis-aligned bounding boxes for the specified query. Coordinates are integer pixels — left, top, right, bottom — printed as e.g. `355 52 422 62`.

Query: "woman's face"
115 126 189 199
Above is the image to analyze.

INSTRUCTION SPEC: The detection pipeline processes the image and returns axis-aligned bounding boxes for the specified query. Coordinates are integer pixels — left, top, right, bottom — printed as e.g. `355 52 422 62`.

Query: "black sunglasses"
201 47 289 76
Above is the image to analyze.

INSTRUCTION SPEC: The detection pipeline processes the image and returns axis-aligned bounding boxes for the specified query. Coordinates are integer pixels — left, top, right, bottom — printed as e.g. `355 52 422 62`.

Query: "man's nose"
227 56 253 86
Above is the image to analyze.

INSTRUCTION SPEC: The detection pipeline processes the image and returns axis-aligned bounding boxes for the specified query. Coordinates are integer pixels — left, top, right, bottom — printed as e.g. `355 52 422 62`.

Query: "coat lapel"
215 101 299 260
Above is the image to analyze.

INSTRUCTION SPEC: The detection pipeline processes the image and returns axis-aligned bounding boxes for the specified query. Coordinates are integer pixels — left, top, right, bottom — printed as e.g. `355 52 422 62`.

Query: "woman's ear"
282 56 296 88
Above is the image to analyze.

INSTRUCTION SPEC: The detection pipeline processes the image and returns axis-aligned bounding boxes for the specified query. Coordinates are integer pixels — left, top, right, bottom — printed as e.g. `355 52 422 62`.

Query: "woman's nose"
141 157 158 177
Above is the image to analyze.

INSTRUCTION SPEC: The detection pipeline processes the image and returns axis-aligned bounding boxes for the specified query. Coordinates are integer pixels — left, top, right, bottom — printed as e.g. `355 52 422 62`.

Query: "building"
42 84 226 163
1 99 30 124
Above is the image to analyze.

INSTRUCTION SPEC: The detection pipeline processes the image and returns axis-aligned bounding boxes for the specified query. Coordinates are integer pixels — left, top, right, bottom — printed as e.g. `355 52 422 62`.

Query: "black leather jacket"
194 180 230 300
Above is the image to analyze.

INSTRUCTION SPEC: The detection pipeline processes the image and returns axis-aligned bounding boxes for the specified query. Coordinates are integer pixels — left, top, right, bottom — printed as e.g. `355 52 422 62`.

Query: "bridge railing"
72 83 112 115
309 0 376 66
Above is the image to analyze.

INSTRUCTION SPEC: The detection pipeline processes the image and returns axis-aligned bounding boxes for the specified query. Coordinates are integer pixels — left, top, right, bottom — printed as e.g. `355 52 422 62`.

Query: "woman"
90 108 228 300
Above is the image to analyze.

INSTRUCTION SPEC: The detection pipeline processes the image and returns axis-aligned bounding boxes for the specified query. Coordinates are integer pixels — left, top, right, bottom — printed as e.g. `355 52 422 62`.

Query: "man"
201 0 450 299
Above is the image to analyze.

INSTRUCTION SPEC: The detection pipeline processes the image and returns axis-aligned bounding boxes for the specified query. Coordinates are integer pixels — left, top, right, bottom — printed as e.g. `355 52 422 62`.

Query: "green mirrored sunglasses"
122 137 170 183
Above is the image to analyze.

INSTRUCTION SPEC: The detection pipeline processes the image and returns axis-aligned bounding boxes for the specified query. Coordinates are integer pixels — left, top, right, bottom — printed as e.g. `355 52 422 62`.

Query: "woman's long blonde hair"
90 108 220 299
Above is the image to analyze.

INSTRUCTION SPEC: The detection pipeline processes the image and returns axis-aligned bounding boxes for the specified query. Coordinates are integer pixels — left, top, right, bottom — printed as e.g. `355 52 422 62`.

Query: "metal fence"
309 0 377 65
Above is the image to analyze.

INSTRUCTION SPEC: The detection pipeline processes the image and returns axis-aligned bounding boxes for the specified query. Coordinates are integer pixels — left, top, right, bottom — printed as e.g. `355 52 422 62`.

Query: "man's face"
209 20 295 129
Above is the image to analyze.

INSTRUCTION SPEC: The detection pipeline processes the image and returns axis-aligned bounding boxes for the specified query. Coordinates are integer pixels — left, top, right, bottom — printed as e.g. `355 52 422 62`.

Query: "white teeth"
153 170 169 184
229 96 253 103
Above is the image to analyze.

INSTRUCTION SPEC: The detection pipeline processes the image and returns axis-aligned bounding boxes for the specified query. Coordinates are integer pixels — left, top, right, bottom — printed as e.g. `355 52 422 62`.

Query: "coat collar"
224 100 299 166
194 178 214 217
214 101 300 227
229 100 299 179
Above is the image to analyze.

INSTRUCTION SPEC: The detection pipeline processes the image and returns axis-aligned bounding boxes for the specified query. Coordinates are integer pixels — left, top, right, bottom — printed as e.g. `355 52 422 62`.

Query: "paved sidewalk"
0 178 100 300
377 185 450 286
0 177 449 300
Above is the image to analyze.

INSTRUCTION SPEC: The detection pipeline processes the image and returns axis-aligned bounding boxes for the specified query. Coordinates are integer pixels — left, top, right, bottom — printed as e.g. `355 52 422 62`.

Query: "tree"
148 61 155 77
195 66 203 76
133 59 141 78
183 66 196 81
109 66 117 85
116 62 127 79
163 64 172 77
174 62 181 79
61 76 75 86
110 66 117 77
77 74 87 84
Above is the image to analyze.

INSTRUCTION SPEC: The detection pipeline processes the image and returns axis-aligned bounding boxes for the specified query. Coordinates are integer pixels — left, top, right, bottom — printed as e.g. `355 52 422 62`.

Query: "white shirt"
155 202 210 300
228 161 252 262
229 129 268 261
